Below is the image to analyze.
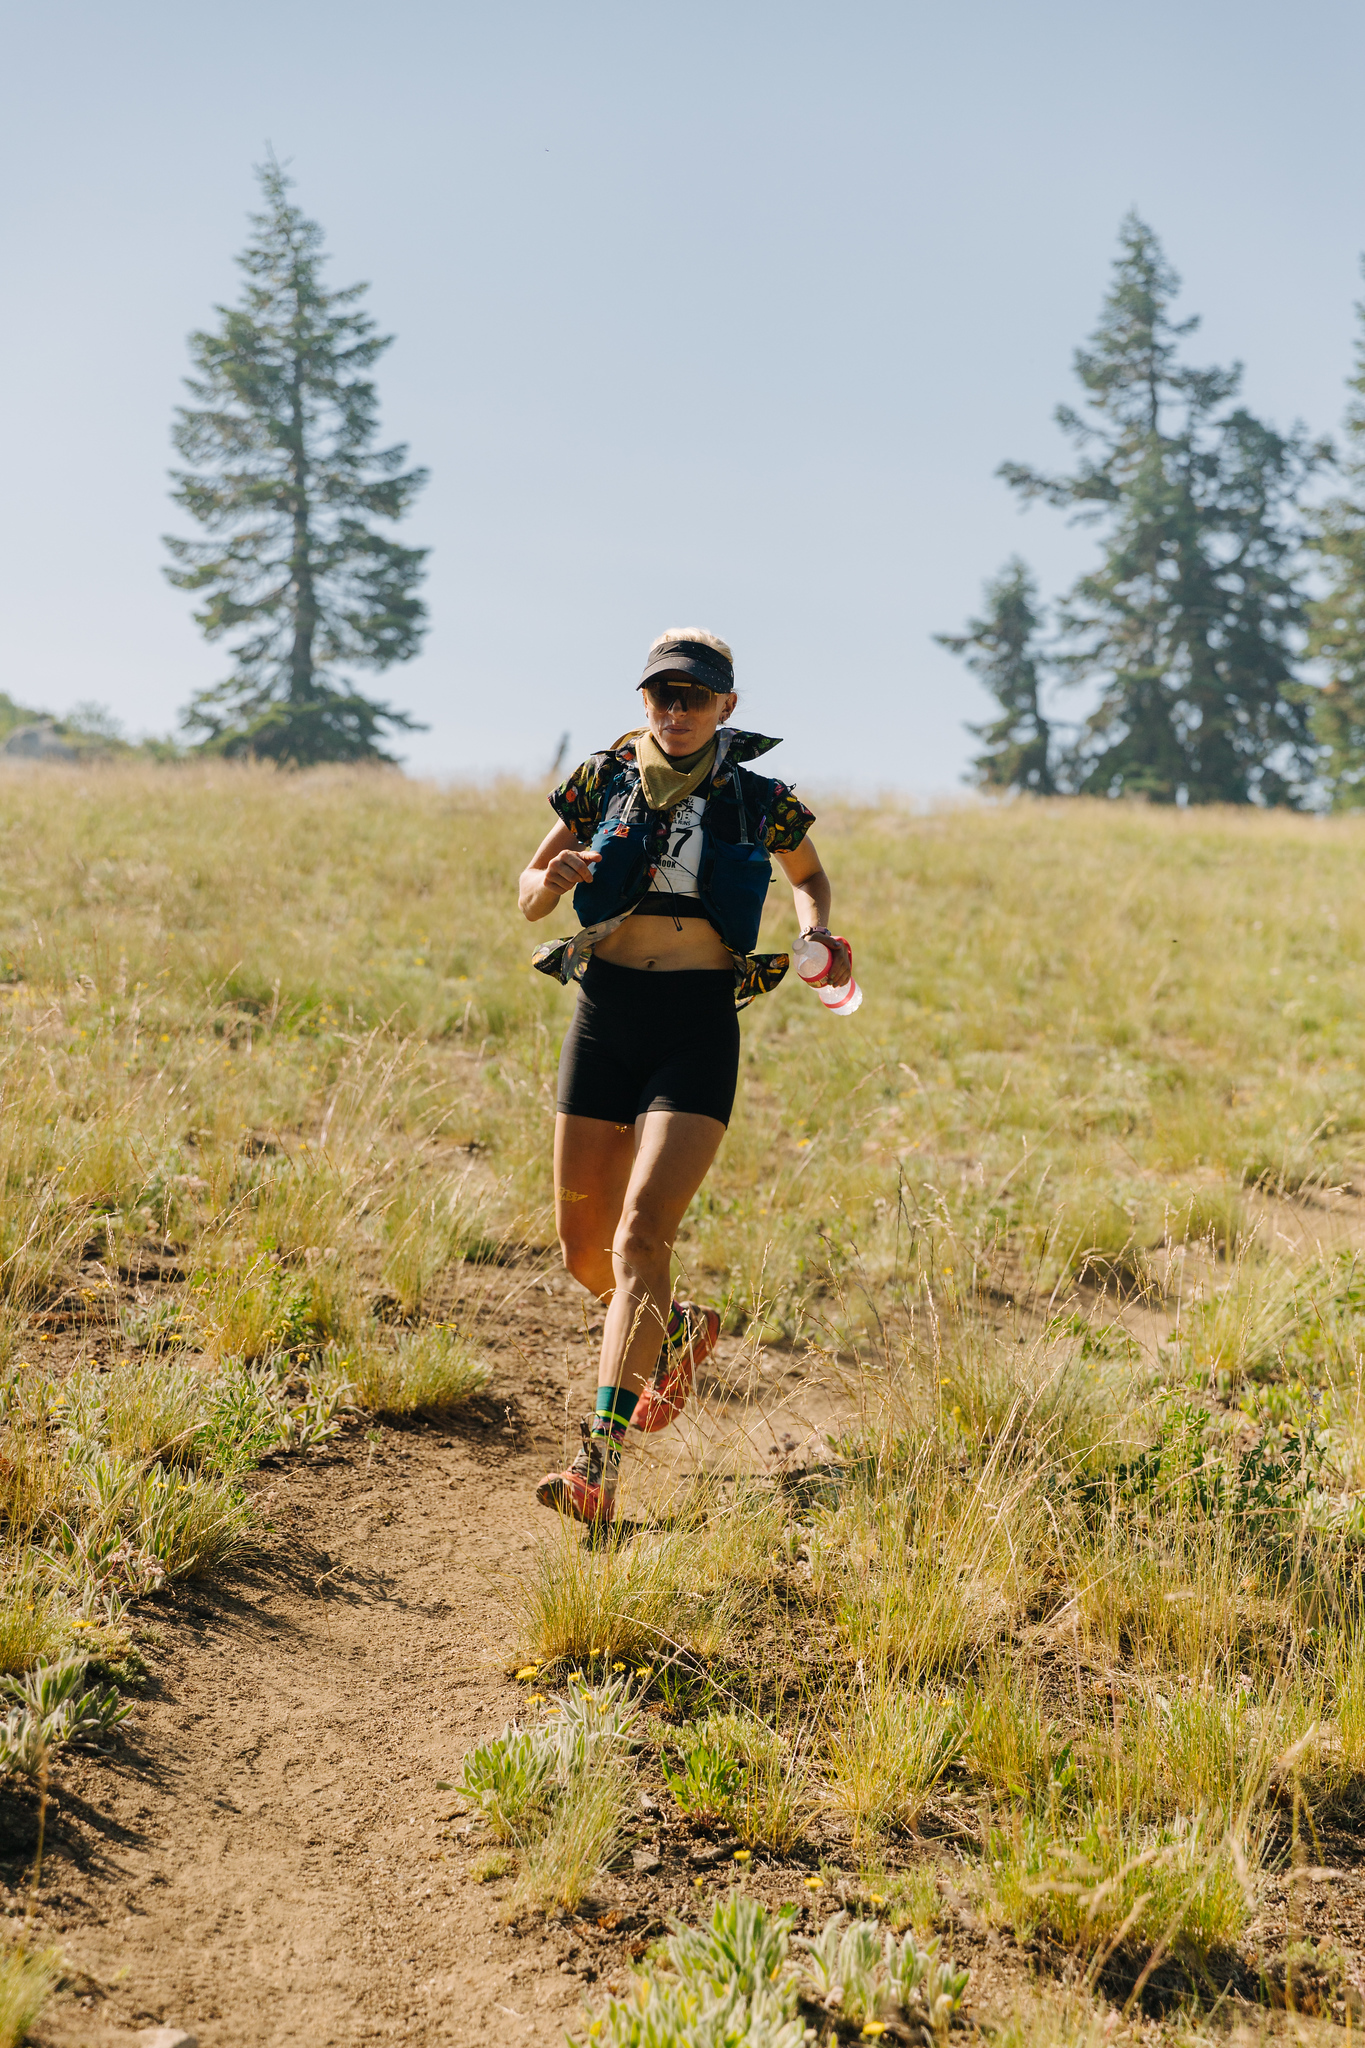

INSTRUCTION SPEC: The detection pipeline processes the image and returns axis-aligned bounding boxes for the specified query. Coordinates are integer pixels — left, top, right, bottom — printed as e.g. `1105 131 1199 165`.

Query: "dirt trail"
33 1198 1364 2047
19 1281 847 2048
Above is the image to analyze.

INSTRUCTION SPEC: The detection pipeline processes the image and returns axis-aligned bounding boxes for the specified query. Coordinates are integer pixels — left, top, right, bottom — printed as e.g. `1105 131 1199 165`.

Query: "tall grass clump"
0 1943 60 2048
806 1433 1051 1680
521 1480 788 1669
349 1326 489 1417
519 1522 691 1669
988 1806 1252 1963
663 1710 813 1853
460 1677 636 1915
824 1682 963 1845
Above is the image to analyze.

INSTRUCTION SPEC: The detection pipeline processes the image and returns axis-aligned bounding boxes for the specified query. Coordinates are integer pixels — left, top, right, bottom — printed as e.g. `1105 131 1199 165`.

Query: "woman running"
518 628 851 1524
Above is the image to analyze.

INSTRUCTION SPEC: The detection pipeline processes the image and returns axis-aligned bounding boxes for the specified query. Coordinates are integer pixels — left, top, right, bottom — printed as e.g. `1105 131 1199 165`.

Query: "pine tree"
1309 259 1365 809
165 160 429 763
936 559 1057 793
1000 214 1321 806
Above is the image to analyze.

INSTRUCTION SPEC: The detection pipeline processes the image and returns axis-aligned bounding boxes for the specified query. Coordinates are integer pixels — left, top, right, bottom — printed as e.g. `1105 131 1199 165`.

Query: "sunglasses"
641 680 722 713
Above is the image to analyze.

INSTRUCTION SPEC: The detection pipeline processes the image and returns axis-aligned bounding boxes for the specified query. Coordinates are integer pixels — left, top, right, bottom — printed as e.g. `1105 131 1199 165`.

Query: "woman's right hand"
543 847 601 896
520 823 603 921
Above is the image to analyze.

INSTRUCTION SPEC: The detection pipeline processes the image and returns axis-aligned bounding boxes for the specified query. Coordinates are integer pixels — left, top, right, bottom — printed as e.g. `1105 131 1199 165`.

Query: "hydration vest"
572 729 781 954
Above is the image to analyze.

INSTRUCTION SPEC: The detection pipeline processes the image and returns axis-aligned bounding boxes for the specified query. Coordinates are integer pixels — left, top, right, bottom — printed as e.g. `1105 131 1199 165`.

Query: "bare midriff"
594 914 734 973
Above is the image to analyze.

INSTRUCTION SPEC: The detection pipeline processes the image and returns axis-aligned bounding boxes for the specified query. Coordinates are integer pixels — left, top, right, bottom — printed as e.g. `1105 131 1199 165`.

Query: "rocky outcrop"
2 720 78 761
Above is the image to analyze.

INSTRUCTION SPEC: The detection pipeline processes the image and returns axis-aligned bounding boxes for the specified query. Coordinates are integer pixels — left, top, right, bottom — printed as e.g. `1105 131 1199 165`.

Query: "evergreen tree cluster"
941 213 1365 808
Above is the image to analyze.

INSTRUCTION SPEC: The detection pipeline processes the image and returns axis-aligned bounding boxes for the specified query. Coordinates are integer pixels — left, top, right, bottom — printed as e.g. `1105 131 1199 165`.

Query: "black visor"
638 638 734 692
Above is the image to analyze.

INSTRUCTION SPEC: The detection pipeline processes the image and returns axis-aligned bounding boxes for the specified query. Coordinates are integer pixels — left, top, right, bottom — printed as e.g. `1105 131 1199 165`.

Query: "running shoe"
535 1419 619 1524
633 1301 721 1434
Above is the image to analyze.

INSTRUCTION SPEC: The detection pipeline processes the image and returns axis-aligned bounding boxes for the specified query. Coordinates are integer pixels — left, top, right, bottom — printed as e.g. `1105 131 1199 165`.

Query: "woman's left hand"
805 926 852 988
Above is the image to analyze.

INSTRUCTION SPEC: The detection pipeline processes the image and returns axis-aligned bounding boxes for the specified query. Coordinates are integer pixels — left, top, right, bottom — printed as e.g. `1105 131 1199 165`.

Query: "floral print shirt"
540 729 815 1008
551 732 815 853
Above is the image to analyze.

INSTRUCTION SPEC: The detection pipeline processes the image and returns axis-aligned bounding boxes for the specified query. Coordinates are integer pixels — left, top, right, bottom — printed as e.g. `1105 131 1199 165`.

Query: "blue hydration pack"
573 732 781 954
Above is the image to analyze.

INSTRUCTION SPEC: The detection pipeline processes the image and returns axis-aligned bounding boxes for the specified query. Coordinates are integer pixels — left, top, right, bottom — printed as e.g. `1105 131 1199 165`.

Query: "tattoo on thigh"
556 1186 588 1203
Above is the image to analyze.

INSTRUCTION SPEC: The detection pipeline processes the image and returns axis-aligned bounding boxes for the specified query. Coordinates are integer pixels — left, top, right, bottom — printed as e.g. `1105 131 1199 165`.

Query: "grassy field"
2 761 1365 2041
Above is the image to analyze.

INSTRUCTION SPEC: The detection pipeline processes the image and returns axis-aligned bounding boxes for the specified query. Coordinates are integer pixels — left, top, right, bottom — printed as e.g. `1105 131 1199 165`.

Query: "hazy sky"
5 0 1365 794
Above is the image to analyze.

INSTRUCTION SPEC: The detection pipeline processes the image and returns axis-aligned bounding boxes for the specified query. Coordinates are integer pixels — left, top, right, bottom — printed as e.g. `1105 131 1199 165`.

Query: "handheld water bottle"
793 932 863 1016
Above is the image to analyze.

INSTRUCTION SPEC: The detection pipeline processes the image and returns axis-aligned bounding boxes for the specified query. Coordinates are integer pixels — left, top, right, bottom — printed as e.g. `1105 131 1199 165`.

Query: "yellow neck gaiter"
631 729 718 812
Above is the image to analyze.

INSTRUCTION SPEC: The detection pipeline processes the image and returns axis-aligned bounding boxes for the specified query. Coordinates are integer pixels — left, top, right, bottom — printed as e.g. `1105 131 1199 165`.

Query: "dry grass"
348 1326 490 1418
0 1941 59 2048
6 766 1365 2032
508 1749 630 1916
824 1681 963 1845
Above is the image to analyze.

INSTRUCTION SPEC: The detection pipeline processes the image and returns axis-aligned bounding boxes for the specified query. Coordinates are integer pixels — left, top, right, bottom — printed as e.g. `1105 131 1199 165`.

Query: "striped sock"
666 1300 686 1344
592 1382 639 1451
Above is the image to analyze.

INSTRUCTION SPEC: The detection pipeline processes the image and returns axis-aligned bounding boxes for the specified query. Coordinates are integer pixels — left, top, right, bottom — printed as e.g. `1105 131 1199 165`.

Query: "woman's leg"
554 1113 635 1302
597 1109 726 1400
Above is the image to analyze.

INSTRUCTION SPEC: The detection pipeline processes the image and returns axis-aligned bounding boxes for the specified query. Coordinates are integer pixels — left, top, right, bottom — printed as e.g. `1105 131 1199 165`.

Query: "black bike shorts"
556 957 740 1128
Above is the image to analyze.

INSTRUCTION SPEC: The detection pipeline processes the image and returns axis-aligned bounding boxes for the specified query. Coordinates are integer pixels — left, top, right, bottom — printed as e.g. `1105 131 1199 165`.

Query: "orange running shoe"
535 1420 619 1523
633 1301 720 1434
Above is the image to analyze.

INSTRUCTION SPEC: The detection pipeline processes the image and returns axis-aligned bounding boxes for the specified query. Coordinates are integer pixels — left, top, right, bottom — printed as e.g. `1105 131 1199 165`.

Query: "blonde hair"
648 626 733 665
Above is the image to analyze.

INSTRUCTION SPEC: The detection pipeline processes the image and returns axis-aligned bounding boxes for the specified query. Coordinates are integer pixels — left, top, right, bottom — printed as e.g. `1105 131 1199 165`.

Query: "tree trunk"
287 308 316 704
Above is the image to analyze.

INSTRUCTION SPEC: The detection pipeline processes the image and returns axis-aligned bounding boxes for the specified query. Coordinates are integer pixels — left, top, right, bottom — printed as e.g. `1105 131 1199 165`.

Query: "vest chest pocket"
573 816 653 925
700 836 772 954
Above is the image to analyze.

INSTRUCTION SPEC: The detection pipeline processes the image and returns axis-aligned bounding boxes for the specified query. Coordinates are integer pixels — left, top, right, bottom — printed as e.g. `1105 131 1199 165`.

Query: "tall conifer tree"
999 215 1320 805
165 161 429 763
1309 259 1365 809
936 559 1057 793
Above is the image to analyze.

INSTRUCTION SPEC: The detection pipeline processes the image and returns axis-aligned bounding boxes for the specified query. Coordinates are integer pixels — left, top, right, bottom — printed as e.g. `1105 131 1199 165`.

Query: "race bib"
653 795 704 898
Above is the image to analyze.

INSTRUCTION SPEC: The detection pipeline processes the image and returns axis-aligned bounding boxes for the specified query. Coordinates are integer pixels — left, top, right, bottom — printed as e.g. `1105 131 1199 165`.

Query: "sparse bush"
581 1971 804 2048
131 1466 251 1579
461 1724 556 1840
667 1891 798 2001
661 1710 811 1851
584 1895 967 2048
510 1748 630 1916
664 1734 742 1825
798 1914 970 2033
0 1588 66 1677
118 1298 190 1353
193 1256 320 1364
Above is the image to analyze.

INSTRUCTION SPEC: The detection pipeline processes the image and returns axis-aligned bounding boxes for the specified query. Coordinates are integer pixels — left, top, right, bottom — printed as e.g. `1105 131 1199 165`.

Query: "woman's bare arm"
775 839 851 986
518 821 602 923
522 824 850 986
